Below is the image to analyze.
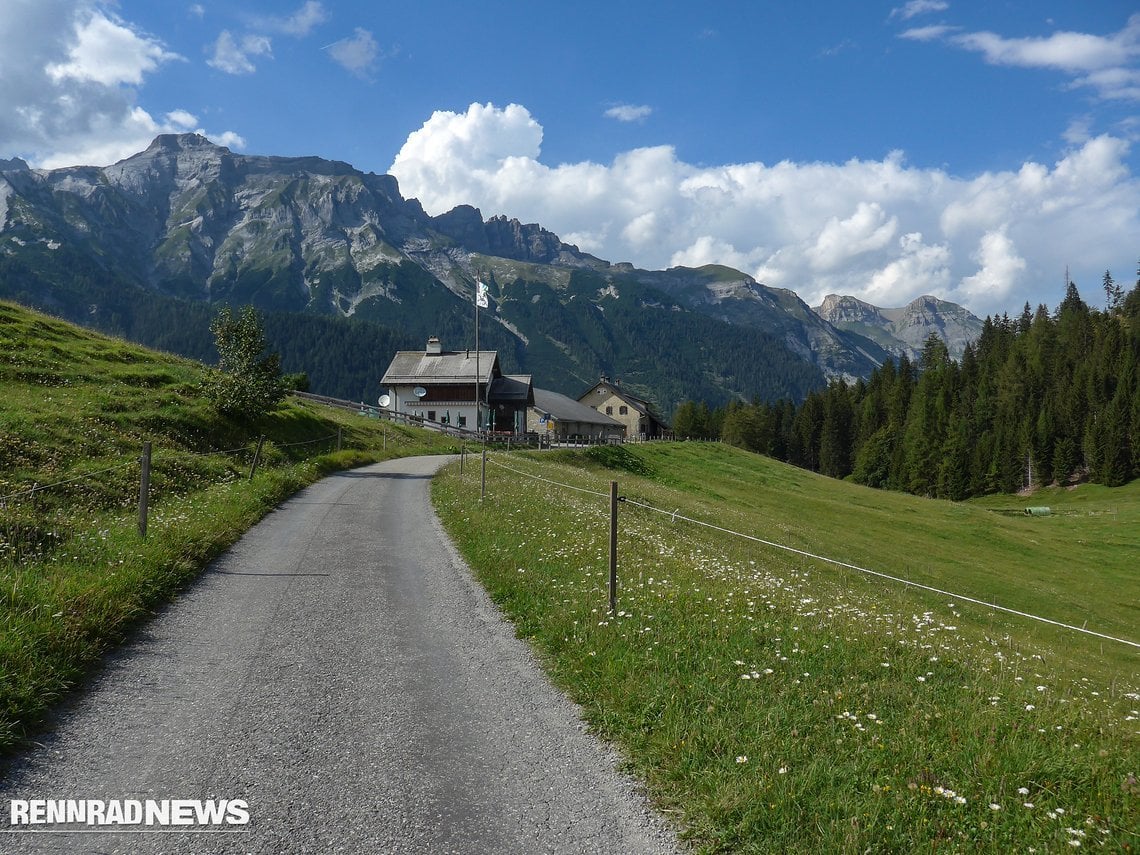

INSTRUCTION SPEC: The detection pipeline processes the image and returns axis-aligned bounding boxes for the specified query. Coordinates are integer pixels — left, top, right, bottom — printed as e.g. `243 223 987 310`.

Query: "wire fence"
0 430 350 565
482 453 1140 651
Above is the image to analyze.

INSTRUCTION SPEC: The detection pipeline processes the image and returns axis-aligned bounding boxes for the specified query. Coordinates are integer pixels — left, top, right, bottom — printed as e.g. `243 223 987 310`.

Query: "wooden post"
609 480 618 613
138 441 152 538
480 443 487 501
248 435 266 481
460 440 465 473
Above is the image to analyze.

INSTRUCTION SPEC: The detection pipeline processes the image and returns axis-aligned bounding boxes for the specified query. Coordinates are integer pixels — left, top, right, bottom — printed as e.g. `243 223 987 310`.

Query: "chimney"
426 336 442 355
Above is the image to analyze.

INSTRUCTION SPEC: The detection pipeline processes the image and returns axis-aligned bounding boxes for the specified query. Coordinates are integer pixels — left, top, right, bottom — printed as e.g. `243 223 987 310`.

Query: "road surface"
0 456 681 854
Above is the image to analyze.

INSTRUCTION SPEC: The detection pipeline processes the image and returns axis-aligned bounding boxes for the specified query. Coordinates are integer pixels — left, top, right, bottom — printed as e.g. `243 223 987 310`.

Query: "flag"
476 280 489 309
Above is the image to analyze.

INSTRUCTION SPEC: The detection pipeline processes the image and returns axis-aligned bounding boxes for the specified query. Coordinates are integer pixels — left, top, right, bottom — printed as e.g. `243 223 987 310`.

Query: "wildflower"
1025 704 1035 711
1018 787 1030 795
989 803 1001 811
736 755 748 764
916 676 926 682
778 766 787 774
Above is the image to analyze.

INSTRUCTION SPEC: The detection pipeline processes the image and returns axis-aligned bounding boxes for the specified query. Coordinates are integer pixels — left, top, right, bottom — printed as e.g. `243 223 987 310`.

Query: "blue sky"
3 1 1139 317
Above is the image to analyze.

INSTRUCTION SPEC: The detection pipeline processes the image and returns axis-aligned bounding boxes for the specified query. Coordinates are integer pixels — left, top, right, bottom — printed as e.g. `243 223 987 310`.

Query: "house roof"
381 350 498 386
532 388 623 427
578 379 669 428
490 375 534 406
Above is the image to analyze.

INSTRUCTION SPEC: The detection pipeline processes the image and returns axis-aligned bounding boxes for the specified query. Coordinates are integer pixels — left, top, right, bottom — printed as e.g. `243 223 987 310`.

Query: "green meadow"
433 443 1139 853
3 297 1137 851
0 300 456 749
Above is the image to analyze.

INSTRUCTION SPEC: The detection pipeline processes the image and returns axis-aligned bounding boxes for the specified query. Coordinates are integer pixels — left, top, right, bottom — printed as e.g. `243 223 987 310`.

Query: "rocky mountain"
814 293 983 362
0 134 978 410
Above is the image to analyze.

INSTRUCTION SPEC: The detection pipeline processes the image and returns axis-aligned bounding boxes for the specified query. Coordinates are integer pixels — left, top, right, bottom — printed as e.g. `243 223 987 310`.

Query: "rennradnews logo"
8 799 249 829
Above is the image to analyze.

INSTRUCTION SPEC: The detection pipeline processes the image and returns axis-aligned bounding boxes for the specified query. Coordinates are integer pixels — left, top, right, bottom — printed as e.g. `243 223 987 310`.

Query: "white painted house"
380 337 533 433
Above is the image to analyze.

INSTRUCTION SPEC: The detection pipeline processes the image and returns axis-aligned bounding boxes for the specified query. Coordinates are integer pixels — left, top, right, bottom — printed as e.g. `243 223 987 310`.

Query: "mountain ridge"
0 134 980 409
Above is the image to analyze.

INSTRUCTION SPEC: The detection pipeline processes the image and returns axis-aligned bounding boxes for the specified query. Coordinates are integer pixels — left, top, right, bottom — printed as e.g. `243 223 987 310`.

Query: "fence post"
460 440 465 473
138 441 152 538
609 480 618 613
248 435 266 481
480 442 487 501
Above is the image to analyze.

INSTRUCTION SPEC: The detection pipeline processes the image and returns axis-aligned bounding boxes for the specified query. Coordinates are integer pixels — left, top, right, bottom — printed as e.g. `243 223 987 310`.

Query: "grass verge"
433 443 1139 853
0 300 458 750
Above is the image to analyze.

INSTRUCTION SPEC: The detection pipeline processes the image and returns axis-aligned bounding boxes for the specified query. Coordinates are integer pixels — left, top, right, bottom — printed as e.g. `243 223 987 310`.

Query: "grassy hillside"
433 442 1138 853
0 299 456 748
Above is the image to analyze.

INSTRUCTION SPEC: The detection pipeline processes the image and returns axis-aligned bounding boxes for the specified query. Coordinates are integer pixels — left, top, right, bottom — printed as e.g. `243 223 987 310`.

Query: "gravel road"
0 456 681 854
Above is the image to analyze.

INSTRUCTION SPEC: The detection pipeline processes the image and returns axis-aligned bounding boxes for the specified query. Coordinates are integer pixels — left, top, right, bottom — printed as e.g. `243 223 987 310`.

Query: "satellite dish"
378 394 391 408
413 386 427 398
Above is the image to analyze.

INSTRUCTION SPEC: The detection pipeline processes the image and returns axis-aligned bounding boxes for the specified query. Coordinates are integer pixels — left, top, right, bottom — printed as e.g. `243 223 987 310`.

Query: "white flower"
1025 704 1036 711
778 766 787 774
989 803 1002 811
736 755 748 764
1018 787 1030 795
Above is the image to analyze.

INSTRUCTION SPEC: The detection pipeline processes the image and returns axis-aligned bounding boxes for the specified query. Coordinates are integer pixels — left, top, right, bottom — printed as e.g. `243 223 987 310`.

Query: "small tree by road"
206 306 285 420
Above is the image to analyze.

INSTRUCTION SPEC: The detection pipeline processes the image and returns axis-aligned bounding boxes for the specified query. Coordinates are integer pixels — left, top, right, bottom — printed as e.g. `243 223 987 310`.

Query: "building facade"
381 337 533 433
527 388 625 442
577 376 669 440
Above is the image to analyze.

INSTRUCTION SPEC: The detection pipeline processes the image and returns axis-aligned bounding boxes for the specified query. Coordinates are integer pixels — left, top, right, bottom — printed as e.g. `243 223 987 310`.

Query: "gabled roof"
533 388 623 427
580 380 650 414
382 350 498 385
578 378 670 429
490 375 534 406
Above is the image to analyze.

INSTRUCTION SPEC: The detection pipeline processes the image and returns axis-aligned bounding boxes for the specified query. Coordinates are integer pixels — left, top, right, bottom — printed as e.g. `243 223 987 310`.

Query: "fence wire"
477 452 1140 651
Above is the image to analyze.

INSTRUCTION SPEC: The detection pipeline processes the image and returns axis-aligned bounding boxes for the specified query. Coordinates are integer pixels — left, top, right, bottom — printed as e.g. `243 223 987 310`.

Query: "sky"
2 1 1139 319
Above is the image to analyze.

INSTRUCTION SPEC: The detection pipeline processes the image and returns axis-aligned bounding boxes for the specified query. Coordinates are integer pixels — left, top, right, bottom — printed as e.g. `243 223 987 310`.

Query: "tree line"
672 272 1140 498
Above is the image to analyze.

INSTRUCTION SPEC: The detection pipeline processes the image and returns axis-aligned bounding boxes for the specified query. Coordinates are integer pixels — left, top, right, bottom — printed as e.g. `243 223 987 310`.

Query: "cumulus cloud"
0 1 242 169
389 102 1140 316
327 28 380 78
958 228 1027 302
604 104 653 122
45 8 181 85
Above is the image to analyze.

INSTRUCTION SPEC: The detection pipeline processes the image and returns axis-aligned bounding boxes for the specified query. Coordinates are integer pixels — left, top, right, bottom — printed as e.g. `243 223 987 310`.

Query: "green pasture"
434 442 1139 853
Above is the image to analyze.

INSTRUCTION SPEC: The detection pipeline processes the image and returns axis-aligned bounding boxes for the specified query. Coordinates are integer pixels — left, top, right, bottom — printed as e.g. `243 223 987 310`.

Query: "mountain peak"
145 133 229 155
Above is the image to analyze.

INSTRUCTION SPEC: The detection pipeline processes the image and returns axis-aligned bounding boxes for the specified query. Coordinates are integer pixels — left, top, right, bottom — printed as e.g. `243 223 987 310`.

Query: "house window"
428 410 436 422
458 415 467 427
619 405 628 415
605 406 613 415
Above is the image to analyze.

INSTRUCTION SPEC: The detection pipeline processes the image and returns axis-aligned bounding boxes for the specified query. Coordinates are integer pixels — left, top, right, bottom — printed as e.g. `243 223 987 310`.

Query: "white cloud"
605 104 653 123
277 2 328 37
912 13 1140 101
957 228 1027 302
890 1 950 22
208 30 272 75
46 8 181 86
327 28 379 78
808 202 898 271
389 103 1140 316
900 25 956 43
0 1 243 169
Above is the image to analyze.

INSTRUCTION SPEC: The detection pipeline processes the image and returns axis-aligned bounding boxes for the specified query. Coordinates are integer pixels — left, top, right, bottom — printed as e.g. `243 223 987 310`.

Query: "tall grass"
0 300 457 749
433 444 1139 853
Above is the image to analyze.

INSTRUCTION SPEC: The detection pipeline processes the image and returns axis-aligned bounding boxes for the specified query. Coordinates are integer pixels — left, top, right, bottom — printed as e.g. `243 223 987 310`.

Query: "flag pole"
475 281 480 434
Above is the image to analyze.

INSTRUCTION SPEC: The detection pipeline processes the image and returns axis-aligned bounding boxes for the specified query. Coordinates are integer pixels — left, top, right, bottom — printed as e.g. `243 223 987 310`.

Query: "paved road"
0 456 680 854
